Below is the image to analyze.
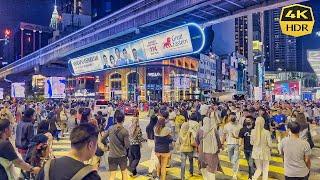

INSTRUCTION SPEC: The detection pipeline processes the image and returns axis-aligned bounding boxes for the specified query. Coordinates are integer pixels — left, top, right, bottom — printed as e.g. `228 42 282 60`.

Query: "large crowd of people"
0 99 318 180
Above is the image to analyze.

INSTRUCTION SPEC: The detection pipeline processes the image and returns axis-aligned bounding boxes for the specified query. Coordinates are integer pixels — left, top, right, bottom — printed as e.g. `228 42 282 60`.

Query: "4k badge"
280 4 314 37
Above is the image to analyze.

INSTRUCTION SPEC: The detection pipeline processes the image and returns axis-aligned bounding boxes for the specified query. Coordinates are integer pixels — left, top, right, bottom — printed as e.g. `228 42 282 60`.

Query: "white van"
93 100 109 116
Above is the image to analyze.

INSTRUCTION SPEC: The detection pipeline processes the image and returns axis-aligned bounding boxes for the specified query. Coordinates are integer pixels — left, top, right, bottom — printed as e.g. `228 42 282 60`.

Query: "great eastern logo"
280 4 314 37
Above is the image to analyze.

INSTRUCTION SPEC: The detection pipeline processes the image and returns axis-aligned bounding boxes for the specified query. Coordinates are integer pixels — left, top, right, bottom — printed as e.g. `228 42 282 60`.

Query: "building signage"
147 72 162 77
69 23 205 75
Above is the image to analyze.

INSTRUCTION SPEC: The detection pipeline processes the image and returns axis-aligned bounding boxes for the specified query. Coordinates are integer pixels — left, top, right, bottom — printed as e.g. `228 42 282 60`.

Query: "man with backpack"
36 123 101 180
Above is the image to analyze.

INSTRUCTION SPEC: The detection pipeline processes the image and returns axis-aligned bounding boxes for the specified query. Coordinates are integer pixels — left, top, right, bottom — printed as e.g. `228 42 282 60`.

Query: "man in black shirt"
0 119 40 180
239 116 255 180
36 123 101 180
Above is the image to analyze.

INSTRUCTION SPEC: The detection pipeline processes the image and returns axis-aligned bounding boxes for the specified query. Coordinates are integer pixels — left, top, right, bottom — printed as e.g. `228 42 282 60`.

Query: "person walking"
280 121 311 180
36 123 101 180
250 117 272 180
102 112 129 180
128 111 145 177
222 112 241 179
154 117 173 180
239 116 255 180
15 108 36 158
196 114 222 180
146 107 158 177
176 122 195 180
296 113 314 149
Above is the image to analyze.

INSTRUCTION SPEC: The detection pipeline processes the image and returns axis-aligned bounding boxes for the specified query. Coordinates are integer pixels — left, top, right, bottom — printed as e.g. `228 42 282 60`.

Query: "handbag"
307 125 314 149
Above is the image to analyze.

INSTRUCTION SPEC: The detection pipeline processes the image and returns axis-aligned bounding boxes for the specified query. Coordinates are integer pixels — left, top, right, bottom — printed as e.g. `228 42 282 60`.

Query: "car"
93 100 109 116
123 103 136 115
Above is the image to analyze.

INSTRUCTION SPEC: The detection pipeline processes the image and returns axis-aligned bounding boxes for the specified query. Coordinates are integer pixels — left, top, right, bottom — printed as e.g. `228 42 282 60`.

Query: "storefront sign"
69 23 205 75
147 72 162 77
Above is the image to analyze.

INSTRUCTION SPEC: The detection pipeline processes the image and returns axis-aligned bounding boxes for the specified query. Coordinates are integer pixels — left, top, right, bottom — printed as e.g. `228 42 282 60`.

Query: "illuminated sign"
0 88 3 100
44 77 67 98
69 23 205 75
147 72 162 77
307 50 320 77
11 83 25 98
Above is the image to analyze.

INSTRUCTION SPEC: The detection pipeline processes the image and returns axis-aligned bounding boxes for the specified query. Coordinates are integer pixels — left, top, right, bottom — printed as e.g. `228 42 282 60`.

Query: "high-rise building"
264 9 298 72
58 0 91 16
235 16 249 59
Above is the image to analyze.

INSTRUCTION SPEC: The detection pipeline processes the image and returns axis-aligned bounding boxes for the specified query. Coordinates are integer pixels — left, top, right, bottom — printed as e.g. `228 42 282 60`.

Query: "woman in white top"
250 117 272 180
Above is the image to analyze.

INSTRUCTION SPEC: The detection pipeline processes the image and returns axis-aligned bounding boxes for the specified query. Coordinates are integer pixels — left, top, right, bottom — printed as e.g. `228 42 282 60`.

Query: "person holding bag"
195 114 222 180
176 122 196 180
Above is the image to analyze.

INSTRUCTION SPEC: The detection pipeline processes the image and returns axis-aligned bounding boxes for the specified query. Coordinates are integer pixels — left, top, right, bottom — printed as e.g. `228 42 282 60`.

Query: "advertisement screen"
273 80 301 100
11 83 25 98
307 50 320 77
69 23 205 75
44 77 67 98
0 88 3 100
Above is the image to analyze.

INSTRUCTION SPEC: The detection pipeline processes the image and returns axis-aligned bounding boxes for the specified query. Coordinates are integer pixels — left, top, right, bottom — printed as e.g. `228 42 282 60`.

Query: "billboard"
44 77 67 98
273 80 301 100
11 83 25 98
230 68 238 81
69 23 205 75
0 88 3 100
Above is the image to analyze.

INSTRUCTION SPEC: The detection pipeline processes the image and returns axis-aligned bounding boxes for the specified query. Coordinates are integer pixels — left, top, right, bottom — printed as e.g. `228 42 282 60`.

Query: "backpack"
44 159 95 180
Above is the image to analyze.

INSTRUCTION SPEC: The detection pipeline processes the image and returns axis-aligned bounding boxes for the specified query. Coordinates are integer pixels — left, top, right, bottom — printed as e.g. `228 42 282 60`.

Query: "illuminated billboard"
68 23 205 75
44 77 67 98
11 83 25 98
273 80 301 100
0 88 3 100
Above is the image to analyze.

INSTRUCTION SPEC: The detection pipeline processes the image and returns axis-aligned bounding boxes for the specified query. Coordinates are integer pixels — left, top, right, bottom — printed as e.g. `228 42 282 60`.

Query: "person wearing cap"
0 119 41 180
36 123 101 180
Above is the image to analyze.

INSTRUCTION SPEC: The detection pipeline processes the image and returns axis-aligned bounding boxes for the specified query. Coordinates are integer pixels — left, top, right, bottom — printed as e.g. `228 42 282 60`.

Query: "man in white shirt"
222 112 241 179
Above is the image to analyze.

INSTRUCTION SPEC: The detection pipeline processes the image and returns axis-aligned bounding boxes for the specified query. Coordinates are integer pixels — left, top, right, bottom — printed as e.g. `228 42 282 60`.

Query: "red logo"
163 37 172 48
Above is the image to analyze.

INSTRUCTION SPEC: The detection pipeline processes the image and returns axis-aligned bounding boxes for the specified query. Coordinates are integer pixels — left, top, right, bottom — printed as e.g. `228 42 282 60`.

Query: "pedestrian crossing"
52 134 285 180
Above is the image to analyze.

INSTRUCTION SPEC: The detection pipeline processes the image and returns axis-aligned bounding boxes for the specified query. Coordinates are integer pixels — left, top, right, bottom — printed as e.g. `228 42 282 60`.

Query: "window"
110 73 121 79
111 81 121 90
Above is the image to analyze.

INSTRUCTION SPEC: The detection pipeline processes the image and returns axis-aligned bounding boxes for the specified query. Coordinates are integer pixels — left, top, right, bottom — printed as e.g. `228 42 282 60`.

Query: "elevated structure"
0 0 308 79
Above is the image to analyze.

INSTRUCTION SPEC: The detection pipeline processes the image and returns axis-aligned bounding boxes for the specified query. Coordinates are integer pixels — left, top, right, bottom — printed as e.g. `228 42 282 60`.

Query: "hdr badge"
280 4 314 37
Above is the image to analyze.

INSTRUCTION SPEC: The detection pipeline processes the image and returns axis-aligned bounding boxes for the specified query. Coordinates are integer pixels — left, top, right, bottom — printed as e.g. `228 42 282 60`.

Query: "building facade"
100 57 198 102
264 9 298 72
198 54 217 93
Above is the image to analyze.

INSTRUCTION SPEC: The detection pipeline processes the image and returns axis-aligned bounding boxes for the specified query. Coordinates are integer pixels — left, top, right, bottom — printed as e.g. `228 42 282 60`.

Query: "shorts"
108 156 128 171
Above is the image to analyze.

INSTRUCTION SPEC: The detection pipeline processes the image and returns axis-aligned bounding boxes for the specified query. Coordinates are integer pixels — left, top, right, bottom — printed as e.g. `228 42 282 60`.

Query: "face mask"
231 117 236 122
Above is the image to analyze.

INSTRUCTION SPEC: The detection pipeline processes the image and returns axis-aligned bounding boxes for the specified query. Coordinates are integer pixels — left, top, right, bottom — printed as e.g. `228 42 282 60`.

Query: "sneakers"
232 174 237 179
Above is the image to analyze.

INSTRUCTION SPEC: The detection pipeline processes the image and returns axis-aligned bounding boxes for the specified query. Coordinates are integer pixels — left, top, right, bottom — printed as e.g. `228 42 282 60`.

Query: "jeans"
180 152 194 180
128 144 141 175
155 152 171 180
227 144 239 174
253 159 269 180
244 150 255 178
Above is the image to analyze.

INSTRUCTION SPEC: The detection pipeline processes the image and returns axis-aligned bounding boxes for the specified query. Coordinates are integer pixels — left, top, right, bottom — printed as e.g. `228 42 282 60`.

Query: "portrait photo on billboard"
130 40 147 63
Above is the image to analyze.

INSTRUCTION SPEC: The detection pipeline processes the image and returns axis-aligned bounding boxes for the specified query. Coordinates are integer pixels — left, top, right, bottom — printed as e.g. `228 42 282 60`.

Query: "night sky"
0 0 54 35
